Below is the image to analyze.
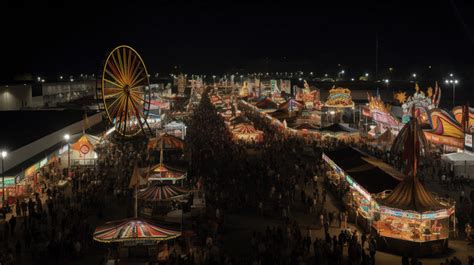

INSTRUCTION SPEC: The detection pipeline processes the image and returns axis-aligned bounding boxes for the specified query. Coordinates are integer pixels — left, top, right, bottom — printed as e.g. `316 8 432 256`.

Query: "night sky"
2 0 474 81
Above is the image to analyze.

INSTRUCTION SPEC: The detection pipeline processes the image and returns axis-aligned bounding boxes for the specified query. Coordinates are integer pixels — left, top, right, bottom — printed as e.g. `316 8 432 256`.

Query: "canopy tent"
66 133 101 166
93 218 181 243
147 133 185 151
231 123 264 142
137 184 189 202
163 121 187 139
441 152 474 178
378 176 445 212
148 163 187 181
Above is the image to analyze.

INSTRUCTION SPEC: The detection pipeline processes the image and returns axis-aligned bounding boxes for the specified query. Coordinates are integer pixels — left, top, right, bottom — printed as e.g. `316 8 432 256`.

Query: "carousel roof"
381 114 445 212
71 133 100 153
147 133 185 150
379 176 445 211
149 163 187 181
137 184 189 202
93 218 181 243
232 123 261 134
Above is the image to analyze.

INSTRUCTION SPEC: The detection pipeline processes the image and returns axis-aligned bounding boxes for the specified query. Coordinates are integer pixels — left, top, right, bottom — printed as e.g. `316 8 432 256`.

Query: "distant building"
0 84 33 110
0 80 96 110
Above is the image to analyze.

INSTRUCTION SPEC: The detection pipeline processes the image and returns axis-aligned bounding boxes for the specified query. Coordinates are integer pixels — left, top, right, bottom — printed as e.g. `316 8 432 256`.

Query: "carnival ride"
325 87 354 108
395 83 441 124
99 45 151 137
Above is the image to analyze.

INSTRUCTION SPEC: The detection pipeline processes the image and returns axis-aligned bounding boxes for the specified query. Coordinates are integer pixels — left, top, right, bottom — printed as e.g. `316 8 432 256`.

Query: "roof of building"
324 147 402 194
0 109 94 151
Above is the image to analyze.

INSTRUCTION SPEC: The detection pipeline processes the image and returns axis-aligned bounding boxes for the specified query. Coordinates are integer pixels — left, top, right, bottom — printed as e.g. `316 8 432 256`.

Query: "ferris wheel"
100 45 151 137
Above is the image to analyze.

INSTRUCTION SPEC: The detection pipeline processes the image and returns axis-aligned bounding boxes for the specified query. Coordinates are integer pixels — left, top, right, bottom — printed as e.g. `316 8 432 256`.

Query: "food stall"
323 147 401 229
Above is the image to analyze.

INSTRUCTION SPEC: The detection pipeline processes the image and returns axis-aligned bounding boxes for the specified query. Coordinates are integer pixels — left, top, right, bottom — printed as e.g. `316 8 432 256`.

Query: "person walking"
9 215 16 236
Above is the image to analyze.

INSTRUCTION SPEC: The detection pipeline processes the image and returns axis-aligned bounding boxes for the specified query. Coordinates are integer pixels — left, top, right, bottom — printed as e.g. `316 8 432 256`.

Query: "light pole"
64 134 70 179
1 150 7 215
445 77 459 107
384 79 390 92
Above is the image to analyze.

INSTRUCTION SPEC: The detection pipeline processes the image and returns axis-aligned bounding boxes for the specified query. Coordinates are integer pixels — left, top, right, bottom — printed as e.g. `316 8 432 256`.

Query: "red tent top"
93 218 181 243
137 184 189 201
147 133 185 150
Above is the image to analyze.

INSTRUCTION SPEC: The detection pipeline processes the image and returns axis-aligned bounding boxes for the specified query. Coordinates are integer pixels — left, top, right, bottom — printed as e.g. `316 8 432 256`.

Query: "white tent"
441 152 474 178
164 121 187 139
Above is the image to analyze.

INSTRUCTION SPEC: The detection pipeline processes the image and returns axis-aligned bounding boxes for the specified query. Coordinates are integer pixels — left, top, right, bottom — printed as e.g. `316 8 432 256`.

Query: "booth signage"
39 158 48 168
0 177 16 188
80 144 90 155
465 133 473 152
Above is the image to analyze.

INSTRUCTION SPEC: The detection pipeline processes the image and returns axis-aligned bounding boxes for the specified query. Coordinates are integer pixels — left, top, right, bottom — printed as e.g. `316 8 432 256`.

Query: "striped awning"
137 184 189 201
93 218 181 243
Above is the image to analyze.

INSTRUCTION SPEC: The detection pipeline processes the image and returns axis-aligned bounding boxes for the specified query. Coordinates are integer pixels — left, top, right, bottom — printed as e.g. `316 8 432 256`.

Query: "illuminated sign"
0 177 15 188
465 133 473 152
59 144 69 155
346 175 371 201
381 206 450 220
39 158 47 168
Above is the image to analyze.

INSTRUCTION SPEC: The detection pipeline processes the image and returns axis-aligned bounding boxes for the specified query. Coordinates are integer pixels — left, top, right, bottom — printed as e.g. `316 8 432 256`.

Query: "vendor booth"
163 121 187 140
68 133 100 166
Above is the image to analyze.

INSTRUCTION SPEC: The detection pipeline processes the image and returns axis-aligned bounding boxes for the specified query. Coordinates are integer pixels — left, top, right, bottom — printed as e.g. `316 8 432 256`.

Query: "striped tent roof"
147 133 185 150
232 123 259 134
137 184 189 201
93 218 181 243
379 176 445 212
149 163 187 181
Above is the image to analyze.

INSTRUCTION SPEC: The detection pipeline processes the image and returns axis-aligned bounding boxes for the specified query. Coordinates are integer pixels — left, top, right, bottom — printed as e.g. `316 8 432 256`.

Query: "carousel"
374 111 456 257
230 122 264 143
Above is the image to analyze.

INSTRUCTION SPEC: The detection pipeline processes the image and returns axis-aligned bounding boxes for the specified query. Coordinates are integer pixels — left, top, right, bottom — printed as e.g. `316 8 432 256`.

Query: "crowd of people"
1 87 473 264
0 135 149 264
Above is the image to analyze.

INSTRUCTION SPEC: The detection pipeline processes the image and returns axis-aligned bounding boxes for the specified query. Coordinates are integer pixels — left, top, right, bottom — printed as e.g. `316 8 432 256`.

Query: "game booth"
323 147 402 230
323 116 455 257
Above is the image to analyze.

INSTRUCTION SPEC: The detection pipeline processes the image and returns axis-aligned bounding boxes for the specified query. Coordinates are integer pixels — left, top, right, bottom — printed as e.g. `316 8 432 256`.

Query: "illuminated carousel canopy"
379 175 445 212
147 133 185 151
149 163 187 181
93 218 181 243
137 183 189 202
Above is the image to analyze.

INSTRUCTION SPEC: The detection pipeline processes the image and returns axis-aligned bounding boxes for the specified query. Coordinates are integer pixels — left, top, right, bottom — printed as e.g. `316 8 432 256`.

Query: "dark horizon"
2 1 474 82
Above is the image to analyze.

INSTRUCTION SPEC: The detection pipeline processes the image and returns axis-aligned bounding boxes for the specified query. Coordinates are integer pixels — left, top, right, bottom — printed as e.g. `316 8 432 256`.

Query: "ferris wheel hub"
124 85 130 94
